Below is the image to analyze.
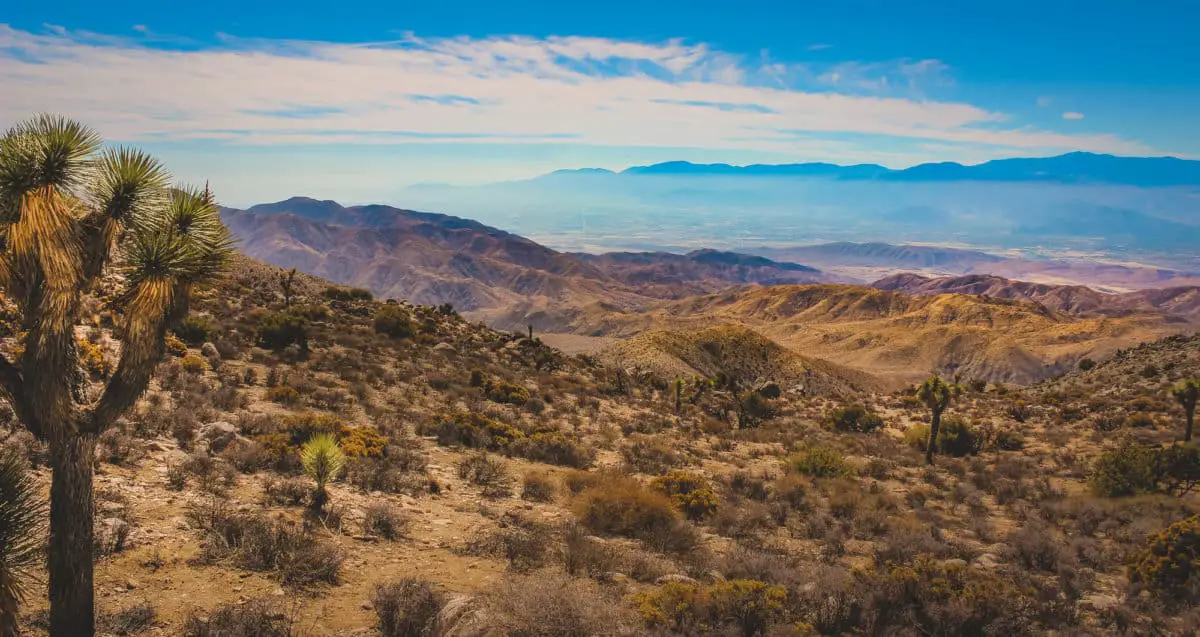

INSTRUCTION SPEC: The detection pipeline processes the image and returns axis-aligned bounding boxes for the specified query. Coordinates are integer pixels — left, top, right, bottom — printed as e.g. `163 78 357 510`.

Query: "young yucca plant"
0 114 232 635
0 450 45 637
301 433 346 511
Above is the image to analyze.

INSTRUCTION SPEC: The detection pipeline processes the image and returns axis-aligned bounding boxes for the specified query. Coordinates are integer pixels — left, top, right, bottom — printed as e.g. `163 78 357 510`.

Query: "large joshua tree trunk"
925 408 942 465
47 434 96 636
1186 404 1195 442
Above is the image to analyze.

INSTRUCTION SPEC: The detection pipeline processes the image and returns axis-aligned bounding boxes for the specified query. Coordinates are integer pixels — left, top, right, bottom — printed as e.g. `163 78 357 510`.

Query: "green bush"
636 579 788 636
431 411 522 450
484 379 530 406
175 314 214 345
785 444 854 478
1077 358 1096 371
373 305 415 338
508 431 595 469
827 404 884 433
1129 514 1200 602
651 470 719 520
1088 437 1160 497
323 286 373 301
904 415 980 457
256 313 307 351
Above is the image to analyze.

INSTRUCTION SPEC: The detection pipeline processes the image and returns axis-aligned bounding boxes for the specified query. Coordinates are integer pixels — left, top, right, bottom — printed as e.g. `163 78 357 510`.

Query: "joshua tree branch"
0 353 39 438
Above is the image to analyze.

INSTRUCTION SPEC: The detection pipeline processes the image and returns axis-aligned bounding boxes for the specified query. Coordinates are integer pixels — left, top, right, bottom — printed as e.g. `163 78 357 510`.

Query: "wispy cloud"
806 43 833 51
0 25 1153 157
1062 111 1085 120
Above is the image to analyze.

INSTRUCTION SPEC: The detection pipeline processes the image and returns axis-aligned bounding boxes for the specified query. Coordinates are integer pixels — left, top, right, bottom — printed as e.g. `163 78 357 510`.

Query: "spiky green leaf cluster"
0 450 46 612
301 433 346 491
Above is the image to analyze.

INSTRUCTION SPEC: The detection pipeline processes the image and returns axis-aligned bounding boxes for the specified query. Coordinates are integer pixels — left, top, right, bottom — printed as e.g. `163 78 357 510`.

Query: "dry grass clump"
572 476 697 553
483 573 642 636
373 578 444 637
183 599 297 637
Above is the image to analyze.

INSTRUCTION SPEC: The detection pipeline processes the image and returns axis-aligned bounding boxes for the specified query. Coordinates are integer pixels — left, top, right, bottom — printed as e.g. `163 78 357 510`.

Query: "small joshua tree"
278 267 298 308
1171 378 1198 442
302 433 346 512
0 450 46 637
0 114 232 634
916 374 962 465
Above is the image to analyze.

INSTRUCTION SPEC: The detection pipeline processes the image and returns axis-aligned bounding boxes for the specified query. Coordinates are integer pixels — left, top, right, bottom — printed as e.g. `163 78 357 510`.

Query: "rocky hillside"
564 283 1195 385
874 273 1200 320
7 254 1200 635
223 198 831 330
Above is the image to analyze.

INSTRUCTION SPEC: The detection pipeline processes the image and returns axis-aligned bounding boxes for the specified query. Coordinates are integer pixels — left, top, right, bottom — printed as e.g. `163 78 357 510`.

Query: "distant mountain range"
550 152 1200 187
221 197 835 328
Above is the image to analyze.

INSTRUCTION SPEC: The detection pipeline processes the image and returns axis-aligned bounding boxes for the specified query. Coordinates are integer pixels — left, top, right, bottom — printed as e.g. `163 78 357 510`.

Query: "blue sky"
3 0 1198 205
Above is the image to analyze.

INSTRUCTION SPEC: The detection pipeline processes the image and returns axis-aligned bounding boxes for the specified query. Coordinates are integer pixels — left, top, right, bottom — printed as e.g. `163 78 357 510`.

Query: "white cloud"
1062 111 1085 120
0 25 1152 157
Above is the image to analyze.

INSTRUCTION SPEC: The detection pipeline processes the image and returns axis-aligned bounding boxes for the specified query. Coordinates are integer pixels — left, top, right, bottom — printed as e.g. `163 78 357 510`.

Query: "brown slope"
599 324 883 397
563 283 1194 386
873 273 1200 320
223 199 832 330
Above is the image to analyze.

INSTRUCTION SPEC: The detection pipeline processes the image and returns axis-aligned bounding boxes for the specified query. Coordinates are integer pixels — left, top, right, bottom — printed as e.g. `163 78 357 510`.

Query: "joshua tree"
673 378 683 415
0 114 232 634
278 267 298 307
0 450 45 637
1171 378 1199 442
916 374 961 465
301 433 346 511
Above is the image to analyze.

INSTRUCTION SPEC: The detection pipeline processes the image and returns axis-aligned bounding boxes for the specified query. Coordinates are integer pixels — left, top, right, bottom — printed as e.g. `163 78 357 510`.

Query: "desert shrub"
323 285 373 301
1077 358 1096 371
463 512 556 571
265 385 302 406
77 337 112 379
521 471 557 502
191 508 342 587
1157 444 1200 496
738 392 777 427
99 428 136 465
183 599 295 637
1127 413 1156 428
651 470 719 521
803 557 1041 636
263 476 310 506
1129 514 1200 603
1008 522 1064 571
373 305 415 339
1089 437 1160 497
904 415 980 457
785 444 854 478
635 579 788 636
180 354 208 375
484 379 530 406
457 453 512 498
469 369 485 387
509 431 595 468
345 449 429 495
430 411 522 450
573 477 695 552
101 601 157 635
484 573 641 636
256 313 307 351
992 427 1026 451
622 435 685 475
362 504 408 540
827 404 884 433
175 314 214 345
563 469 609 495
164 335 188 357
373 578 444 637
339 426 388 459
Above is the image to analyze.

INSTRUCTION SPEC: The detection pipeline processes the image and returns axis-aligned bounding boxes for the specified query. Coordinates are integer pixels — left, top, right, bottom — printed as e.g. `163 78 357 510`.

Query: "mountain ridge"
578 152 1200 187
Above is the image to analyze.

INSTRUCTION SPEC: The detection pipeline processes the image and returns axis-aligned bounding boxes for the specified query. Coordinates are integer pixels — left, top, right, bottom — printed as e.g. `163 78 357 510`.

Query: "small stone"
655 574 698 586
272 587 285 596
361 601 374 610
124 579 138 590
